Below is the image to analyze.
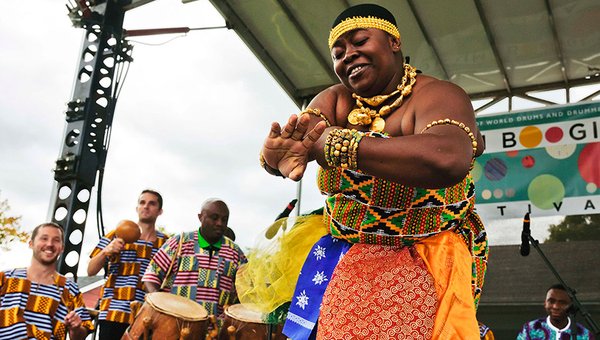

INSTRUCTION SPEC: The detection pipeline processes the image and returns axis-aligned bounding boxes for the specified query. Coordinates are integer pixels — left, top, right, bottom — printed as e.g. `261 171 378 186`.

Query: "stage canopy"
208 0 600 108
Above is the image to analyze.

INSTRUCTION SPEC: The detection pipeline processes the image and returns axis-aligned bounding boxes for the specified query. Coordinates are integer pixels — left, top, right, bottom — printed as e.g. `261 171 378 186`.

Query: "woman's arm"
260 85 342 181
352 80 483 188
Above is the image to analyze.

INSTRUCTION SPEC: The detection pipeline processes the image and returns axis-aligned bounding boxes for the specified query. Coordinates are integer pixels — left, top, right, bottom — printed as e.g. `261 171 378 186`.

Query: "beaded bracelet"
259 152 284 177
324 128 364 170
420 118 478 168
300 108 332 127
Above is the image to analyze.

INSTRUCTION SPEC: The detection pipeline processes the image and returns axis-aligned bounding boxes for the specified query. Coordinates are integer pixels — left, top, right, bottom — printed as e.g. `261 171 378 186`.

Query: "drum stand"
526 233 600 337
267 324 275 340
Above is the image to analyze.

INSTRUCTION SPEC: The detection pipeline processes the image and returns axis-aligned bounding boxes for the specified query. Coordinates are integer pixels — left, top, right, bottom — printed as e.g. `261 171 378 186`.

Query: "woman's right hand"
261 114 327 181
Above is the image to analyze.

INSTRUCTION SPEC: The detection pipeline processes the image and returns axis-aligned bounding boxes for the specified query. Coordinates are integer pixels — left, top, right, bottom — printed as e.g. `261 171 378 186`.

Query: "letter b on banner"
503 132 516 148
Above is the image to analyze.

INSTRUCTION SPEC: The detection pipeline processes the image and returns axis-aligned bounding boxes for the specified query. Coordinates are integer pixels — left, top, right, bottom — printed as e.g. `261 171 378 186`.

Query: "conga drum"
218 304 287 340
123 292 208 340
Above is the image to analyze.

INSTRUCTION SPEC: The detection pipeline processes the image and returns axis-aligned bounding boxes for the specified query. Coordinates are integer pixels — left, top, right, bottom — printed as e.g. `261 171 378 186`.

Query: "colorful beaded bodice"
316 165 489 306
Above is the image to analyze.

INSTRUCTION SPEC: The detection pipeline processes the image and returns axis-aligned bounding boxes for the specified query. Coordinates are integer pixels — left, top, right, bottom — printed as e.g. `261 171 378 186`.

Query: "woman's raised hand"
262 114 327 181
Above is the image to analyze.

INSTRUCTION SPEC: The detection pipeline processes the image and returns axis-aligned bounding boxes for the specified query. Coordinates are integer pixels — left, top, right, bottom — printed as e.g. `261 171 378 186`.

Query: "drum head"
225 304 266 323
145 292 208 321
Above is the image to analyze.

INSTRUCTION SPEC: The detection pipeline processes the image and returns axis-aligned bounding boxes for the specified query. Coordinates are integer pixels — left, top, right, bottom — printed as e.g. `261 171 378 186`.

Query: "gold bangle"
259 152 284 177
323 131 335 166
324 129 364 170
300 108 331 127
420 118 478 168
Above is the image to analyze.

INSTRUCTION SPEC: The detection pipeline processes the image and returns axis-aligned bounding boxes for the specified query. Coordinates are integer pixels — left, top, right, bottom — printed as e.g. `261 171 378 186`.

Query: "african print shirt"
0 268 94 340
517 317 595 340
142 231 247 316
90 229 168 324
479 321 495 339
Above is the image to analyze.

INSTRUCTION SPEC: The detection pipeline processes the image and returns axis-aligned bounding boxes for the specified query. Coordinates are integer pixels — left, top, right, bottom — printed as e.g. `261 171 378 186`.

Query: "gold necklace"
27 268 57 284
26 268 57 295
347 63 417 132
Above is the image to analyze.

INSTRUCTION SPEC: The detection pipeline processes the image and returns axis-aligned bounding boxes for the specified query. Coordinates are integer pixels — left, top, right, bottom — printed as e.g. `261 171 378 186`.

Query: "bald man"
143 199 246 318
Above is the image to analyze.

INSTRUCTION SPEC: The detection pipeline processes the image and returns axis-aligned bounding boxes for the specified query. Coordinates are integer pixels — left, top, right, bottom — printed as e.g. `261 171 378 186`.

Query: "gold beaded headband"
328 16 401 49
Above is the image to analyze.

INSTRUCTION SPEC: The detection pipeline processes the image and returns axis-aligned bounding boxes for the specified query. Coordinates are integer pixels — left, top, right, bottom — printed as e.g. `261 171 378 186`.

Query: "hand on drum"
262 114 327 181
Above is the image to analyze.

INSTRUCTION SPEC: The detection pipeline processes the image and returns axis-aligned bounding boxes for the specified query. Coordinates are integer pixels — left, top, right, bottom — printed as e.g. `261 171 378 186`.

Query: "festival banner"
473 101 600 220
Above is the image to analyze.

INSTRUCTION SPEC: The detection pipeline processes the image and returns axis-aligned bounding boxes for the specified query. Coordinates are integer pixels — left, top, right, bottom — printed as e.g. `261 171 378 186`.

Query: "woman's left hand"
262 114 327 181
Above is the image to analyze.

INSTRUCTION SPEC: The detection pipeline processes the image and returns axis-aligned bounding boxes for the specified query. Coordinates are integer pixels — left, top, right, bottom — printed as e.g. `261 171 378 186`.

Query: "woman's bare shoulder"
414 75 469 97
309 84 353 122
315 83 352 101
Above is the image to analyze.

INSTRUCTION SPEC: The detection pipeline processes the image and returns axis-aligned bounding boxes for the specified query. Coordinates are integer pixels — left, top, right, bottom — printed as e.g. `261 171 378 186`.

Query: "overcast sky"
0 0 326 273
0 0 570 275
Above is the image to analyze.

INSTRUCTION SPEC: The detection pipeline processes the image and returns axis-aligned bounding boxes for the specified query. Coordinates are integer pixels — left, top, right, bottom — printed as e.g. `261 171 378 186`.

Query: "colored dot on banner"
521 155 535 168
578 142 600 186
520 126 543 148
481 189 492 200
545 126 564 143
528 174 565 210
506 150 519 157
505 188 516 198
471 161 482 182
493 189 503 199
484 158 507 181
587 183 597 194
546 144 577 160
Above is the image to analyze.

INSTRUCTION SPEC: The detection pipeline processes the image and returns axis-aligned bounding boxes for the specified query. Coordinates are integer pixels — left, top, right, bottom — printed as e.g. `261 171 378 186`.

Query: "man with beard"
88 189 169 339
517 284 594 339
0 222 94 340
143 198 246 320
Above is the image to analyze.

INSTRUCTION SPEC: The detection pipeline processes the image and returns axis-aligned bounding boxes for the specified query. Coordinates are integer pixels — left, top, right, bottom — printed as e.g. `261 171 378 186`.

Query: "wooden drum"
122 292 208 340
218 304 287 340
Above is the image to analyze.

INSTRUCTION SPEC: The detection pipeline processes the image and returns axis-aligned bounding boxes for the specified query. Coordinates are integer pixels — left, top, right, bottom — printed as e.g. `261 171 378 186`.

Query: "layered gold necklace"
348 63 417 132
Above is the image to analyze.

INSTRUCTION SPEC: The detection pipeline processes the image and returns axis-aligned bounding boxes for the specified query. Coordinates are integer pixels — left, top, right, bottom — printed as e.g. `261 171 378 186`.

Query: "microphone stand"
527 234 600 337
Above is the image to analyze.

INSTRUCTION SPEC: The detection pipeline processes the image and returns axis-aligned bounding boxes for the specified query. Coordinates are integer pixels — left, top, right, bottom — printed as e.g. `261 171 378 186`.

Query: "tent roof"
209 0 600 108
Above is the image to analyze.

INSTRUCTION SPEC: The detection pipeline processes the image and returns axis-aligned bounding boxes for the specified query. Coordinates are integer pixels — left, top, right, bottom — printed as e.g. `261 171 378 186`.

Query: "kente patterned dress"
90 230 169 324
283 158 489 339
0 268 94 340
142 231 247 316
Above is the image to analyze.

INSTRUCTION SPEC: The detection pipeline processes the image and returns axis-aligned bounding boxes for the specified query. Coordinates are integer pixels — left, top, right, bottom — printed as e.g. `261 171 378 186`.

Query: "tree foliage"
0 194 29 250
156 225 172 238
546 214 600 242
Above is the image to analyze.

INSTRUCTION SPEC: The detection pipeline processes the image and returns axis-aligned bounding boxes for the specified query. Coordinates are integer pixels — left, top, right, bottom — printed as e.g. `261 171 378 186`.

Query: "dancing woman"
259 4 488 339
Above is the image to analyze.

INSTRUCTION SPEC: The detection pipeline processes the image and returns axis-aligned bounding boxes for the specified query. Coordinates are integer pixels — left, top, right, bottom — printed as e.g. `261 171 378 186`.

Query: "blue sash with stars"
282 234 351 339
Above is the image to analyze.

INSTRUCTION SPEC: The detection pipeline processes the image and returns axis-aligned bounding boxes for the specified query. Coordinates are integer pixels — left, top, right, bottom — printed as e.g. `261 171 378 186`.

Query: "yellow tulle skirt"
237 215 479 338
236 214 328 313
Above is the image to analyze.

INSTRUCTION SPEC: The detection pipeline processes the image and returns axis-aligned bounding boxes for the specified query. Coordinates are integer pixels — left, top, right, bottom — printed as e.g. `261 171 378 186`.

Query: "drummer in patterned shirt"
0 222 94 340
143 198 247 319
87 189 170 340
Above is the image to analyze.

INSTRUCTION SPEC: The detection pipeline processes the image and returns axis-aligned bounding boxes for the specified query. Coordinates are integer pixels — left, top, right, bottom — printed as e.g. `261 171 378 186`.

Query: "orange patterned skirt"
317 231 479 339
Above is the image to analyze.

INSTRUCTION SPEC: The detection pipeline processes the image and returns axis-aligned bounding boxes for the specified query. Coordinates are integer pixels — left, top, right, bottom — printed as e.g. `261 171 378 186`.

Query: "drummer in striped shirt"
143 198 247 319
87 189 170 340
0 222 93 340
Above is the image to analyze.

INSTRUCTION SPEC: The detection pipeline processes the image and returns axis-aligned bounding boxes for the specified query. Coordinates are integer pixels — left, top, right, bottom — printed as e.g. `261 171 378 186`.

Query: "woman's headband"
328 4 400 49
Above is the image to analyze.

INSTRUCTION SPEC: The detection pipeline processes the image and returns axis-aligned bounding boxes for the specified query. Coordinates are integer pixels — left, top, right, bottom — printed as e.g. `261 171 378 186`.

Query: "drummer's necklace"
26 268 59 306
27 268 57 291
347 63 417 132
